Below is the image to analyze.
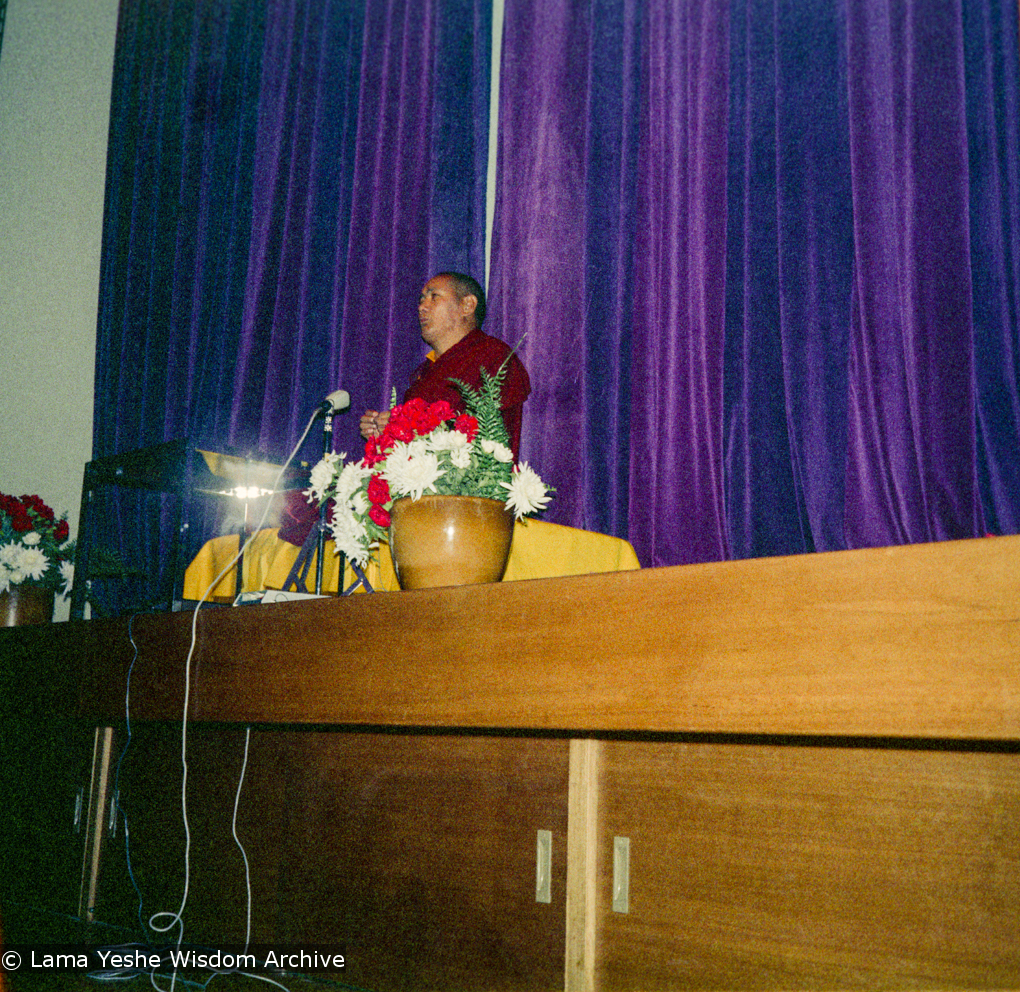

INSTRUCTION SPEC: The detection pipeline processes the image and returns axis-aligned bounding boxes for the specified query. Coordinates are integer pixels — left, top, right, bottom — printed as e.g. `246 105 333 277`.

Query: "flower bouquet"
305 367 552 568
0 492 74 595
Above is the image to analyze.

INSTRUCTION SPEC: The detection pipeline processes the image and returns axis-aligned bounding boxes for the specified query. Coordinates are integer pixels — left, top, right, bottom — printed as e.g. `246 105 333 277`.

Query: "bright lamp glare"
233 486 269 500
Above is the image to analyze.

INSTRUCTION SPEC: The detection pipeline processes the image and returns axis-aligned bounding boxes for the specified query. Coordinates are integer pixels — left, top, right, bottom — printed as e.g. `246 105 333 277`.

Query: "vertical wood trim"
78 725 114 921
565 738 600 992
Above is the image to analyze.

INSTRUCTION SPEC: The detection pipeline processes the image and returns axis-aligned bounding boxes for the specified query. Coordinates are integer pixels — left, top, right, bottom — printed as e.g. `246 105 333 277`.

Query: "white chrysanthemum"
305 452 342 502
338 458 373 494
427 427 471 452
0 547 26 584
0 564 11 594
350 488 369 516
0 542 22 565
382 442 445 500
59 559 74 595
14 545 48 582
407 436 432 459
449 444 473 469
22 531 41 546
500 461 551 520
328 505 372 566
480 438 514 463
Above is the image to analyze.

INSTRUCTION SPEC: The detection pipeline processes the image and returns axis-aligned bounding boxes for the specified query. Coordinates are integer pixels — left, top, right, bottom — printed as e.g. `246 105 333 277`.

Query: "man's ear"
460 293 478 320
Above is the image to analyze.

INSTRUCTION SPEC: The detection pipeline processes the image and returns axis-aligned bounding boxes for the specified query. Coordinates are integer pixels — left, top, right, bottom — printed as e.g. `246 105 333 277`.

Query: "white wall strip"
484 0 504 292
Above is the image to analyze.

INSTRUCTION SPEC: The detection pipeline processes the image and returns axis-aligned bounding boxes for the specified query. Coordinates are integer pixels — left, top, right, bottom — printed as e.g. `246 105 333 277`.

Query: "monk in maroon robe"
280 271 530 545
361 272 529 455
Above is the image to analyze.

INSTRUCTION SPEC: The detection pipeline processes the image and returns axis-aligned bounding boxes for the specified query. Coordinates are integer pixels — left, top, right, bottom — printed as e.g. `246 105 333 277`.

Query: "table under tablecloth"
184 517 640 600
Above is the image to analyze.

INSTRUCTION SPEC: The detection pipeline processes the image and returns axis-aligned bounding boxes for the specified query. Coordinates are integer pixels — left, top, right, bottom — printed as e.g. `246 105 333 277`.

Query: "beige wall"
0 0 119 619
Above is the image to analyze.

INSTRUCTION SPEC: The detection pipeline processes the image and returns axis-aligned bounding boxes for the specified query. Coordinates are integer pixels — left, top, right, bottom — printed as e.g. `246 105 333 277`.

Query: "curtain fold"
724 0 853 560
629 0 731 566
967 0 1020 535
231 0 492 462
583 1 642 539
843 0 982 546
96 0 267 460
487 2 596 526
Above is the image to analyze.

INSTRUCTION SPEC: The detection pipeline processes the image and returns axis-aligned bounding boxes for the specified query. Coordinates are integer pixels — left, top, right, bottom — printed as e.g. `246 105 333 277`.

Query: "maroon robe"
404 327 530 459
278 327 531 546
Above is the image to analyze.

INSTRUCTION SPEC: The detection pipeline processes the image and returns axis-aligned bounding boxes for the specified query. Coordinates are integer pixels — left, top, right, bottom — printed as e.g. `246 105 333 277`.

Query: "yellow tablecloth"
184 517 640 601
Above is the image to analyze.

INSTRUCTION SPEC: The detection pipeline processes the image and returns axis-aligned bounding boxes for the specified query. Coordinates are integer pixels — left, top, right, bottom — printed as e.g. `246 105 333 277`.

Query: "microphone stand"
315 404 333 595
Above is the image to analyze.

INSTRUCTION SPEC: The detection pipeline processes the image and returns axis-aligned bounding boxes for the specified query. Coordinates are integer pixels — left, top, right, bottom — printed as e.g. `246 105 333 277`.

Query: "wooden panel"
88 728 569 989
91 724 260 944
596 741 1020 989
247 732 570 991
0 622 92 934
0 718 91 926
74 534 1020 738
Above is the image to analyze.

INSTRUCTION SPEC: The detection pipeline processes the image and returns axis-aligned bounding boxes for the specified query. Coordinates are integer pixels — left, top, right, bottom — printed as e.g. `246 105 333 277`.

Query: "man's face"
418 275 471 348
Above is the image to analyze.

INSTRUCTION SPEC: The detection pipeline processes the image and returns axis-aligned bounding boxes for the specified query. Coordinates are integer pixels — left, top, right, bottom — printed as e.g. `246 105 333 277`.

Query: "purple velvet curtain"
491 0 1020 566
97 0 490 467
95 0 1020 603
724 0 853 561
228 0 492 460
843 0 981 547
968 0 1020 536
94 0 490 608
632 0 731 566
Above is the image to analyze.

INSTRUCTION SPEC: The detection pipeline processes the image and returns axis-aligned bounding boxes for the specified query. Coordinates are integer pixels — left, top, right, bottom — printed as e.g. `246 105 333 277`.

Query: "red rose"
363 437 385 467
55 520 70 543
384 398 449 441
367 475 390 505
23 495 54 521
368 505 391 528
428 399 456 425
10 510 33 532
453 414 479 441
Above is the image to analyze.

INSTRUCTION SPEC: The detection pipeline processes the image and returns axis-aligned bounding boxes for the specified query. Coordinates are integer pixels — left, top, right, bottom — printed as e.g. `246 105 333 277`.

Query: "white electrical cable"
149 410 322 992
233 726 253 952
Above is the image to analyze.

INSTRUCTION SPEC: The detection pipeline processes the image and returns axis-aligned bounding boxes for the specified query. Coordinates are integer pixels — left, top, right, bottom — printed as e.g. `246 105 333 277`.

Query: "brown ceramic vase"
0 586 55 626
388 495 514 590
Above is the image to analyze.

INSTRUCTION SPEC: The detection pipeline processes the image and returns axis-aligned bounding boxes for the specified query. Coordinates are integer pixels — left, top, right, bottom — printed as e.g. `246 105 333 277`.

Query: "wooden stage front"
2 534 1019 990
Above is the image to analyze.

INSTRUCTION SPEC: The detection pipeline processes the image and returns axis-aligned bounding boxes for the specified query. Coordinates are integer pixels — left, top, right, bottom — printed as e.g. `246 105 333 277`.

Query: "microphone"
318 389 350 415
